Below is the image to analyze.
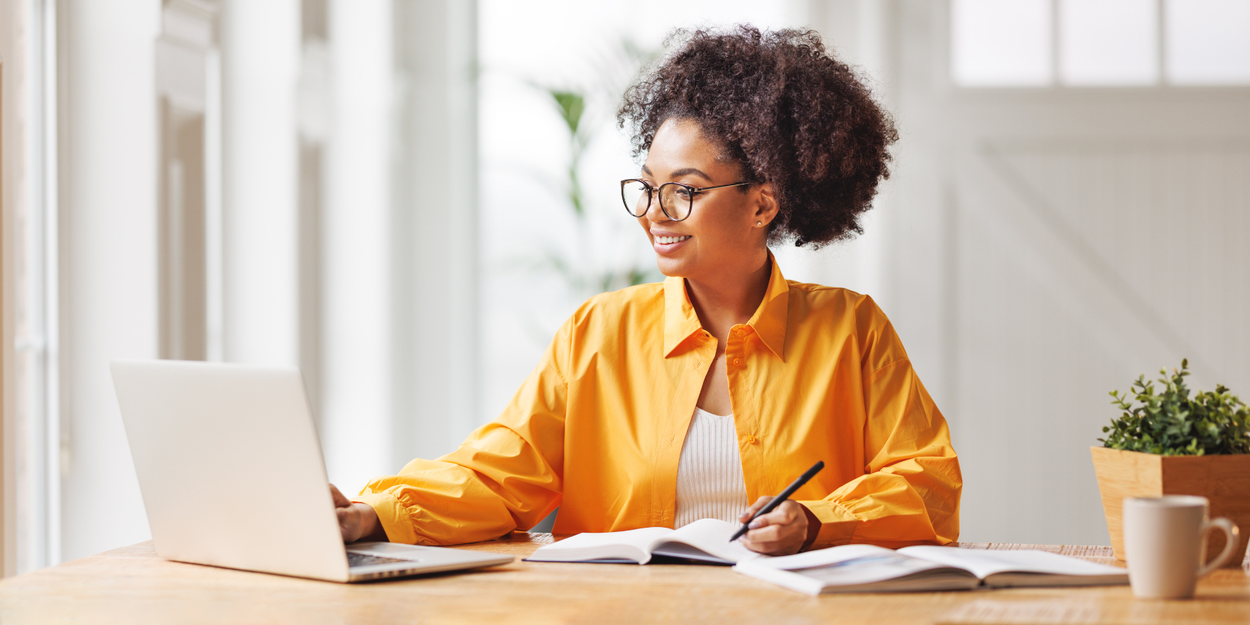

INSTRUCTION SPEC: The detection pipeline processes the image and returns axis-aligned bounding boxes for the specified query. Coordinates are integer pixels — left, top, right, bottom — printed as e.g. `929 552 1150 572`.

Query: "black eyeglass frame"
619 178 755 222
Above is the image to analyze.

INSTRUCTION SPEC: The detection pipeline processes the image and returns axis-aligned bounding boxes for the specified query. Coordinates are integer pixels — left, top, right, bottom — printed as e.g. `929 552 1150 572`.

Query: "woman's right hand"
330 484 386 543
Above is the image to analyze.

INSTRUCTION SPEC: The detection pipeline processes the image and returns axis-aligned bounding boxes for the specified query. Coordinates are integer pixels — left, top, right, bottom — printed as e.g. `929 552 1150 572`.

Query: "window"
951 0 1250 86
1166 0 1250 84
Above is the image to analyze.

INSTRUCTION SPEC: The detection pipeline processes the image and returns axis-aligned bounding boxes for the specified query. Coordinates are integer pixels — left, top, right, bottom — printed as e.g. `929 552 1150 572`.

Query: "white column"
0 0 30 577
320 0 394 491
220 0 300 367
391 0 480 468
58 0 161 561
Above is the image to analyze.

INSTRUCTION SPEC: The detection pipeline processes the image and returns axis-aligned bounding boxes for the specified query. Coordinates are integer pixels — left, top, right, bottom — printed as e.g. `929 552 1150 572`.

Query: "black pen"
730 460 825 542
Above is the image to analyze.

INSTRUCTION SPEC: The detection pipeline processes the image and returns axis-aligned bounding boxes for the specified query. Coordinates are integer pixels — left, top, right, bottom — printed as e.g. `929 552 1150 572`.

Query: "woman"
332 26 961 556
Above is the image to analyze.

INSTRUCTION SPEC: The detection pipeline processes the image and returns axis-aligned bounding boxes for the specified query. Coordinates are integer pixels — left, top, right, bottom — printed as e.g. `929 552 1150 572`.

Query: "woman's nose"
644 195 669 223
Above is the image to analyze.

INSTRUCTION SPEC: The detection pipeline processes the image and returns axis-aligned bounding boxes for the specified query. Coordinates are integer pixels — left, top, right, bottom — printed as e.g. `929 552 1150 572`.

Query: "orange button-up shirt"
356 258 961 550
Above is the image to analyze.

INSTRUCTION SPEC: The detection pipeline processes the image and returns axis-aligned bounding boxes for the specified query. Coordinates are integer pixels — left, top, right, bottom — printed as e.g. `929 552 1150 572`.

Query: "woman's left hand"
737 497 818 556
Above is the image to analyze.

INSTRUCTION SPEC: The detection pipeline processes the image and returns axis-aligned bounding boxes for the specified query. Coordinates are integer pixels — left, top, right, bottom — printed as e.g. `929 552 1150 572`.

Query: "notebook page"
651 518 759 563
898 547 1128 579
529 527 674 563
747 544 897 570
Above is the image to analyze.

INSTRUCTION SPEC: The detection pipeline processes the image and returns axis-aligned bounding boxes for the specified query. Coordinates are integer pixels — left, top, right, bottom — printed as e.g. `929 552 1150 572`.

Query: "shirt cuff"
352 491 419 545
796 498 859 550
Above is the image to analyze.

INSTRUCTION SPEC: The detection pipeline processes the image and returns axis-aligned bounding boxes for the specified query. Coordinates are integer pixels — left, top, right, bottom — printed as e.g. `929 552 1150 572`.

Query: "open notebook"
525 519 758 565
734 544 1128 595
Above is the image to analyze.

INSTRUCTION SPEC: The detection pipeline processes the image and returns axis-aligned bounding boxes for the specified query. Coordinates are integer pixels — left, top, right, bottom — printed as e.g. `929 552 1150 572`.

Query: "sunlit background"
1 0 1248 574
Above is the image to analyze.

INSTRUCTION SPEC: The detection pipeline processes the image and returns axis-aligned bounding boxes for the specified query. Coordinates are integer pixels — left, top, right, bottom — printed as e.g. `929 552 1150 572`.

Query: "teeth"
656 235 690 245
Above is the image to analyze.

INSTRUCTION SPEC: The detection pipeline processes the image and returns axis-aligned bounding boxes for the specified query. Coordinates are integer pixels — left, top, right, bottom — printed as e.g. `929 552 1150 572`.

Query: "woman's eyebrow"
670 168 713 182
639 165 713 182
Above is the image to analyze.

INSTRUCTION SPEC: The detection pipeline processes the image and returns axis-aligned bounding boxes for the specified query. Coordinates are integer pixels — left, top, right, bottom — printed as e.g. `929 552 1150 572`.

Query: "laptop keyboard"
347 552 417 568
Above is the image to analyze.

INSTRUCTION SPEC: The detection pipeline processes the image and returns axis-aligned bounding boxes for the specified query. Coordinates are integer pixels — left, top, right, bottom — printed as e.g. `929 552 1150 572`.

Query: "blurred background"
0 0 1247 573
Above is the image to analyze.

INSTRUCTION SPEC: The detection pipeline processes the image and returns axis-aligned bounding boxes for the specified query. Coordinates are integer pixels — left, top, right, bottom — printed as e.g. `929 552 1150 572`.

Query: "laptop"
110 359 514 582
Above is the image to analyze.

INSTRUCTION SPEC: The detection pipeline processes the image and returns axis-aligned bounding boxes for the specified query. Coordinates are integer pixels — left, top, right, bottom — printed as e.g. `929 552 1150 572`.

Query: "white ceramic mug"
1122 495 1240 599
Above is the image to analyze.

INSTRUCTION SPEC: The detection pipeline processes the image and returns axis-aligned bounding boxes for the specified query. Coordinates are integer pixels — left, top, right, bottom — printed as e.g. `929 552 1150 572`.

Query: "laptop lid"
111 360 352 582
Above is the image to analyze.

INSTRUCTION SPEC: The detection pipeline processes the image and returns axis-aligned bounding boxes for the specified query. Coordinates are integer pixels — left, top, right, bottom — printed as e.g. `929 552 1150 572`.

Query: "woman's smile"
650 229 692 252
636 118 771 283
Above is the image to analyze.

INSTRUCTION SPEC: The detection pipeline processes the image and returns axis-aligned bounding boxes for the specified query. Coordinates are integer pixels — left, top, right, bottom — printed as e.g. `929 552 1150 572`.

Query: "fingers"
747 502 797 535
739 497 795 530
336 505 356 543
331 485 359 542
742 527 797 553
330 484 351 508
739 496 773 523
740 501 806 556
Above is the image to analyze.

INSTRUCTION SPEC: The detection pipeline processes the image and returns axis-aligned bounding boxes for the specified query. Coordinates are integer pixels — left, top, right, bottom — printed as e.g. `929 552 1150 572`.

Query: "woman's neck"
684 253 772 346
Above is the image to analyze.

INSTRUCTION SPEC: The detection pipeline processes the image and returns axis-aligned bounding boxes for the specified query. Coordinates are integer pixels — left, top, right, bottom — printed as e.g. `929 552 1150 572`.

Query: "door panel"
945 141 1250 544
892 0 1250 545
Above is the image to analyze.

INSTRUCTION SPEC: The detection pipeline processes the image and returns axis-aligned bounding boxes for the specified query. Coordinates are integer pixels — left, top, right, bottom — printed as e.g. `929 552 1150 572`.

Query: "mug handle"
1196 517 1241 578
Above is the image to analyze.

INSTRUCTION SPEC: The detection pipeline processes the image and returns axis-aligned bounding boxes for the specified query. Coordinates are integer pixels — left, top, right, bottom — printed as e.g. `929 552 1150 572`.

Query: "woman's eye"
674 186 695 200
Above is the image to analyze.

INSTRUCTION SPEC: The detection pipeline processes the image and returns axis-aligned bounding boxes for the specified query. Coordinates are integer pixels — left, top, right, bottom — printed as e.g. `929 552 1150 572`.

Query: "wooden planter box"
1091 446 1250 567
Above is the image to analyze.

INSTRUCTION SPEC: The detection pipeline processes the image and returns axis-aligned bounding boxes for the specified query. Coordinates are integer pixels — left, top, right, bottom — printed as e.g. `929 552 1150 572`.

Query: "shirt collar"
662 251 790 360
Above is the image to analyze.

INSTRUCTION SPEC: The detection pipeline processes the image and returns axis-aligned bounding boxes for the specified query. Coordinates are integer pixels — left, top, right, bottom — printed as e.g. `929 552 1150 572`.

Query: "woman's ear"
754 182 780 228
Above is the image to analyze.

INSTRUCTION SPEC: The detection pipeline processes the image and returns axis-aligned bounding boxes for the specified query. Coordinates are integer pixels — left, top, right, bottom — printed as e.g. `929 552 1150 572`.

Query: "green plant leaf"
549 90 586 137
1102 359 1250 456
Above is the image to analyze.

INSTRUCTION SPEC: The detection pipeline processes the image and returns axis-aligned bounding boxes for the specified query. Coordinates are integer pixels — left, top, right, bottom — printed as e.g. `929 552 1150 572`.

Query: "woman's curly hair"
618 26 898 248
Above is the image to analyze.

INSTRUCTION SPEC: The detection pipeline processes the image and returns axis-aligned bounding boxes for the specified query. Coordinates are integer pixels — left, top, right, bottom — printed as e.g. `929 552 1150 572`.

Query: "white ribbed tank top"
673 407 749 528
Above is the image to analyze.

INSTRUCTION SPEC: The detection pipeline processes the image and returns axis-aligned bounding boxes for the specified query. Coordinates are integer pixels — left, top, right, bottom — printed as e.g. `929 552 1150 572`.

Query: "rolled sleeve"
352 319 572 545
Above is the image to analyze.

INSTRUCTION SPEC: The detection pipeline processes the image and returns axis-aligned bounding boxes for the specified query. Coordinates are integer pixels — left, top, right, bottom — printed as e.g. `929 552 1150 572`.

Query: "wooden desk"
1 535 1246 624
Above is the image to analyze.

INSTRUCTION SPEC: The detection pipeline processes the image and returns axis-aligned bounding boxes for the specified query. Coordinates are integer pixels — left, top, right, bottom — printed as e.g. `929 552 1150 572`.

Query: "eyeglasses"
620 179 754 222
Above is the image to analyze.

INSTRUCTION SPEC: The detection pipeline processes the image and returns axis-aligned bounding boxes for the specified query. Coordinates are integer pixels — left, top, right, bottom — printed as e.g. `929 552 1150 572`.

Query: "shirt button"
746 435 757 444
733 358 742 367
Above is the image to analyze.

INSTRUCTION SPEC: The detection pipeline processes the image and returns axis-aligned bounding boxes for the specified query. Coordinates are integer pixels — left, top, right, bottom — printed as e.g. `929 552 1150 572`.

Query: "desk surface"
1 535 1247 624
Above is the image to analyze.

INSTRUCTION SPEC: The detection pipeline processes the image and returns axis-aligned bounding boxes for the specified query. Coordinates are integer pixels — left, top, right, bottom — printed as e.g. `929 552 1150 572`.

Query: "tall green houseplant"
521 39 661 308
539 87 659 297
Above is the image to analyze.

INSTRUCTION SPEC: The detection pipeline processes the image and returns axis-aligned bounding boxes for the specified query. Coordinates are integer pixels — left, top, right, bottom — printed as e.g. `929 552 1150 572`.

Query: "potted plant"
1091 359 1250 567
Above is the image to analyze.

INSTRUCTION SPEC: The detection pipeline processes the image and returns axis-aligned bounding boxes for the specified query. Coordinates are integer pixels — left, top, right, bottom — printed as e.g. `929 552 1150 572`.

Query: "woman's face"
637 118 774 281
